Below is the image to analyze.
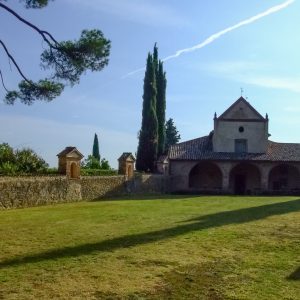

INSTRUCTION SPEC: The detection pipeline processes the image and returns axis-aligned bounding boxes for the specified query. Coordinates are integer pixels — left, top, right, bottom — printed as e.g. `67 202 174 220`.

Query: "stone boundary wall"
127 174 169 194
0 174 167 209
81 176 127 200
0 176 79 209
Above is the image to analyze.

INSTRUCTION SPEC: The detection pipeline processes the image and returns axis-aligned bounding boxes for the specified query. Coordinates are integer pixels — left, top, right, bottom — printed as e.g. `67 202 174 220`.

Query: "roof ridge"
269 140 300 146
218 97 265 120
173 135 208 146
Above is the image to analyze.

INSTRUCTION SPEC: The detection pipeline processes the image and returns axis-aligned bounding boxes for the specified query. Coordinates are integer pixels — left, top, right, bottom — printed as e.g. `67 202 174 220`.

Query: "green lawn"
0 195 299 299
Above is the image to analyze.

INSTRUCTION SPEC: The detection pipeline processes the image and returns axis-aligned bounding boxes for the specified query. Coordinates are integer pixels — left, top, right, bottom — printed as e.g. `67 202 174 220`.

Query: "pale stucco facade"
168 97 300 195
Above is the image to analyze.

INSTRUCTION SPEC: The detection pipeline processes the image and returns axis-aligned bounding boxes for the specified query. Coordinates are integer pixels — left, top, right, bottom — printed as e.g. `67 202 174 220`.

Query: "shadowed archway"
268 164 300 192
189 162 222 191
229 163 261 194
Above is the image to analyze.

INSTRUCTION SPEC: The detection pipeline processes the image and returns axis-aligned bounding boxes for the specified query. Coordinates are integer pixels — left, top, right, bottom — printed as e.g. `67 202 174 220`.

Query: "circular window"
239 126 244 133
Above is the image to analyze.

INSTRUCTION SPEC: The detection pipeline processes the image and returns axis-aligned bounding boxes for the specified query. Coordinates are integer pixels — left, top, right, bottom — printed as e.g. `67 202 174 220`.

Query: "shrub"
81 155 101 169
0 143 49 175
15 148 48 173
0 161 18 175
80 168 117 176
0 143 15 165
100 158 111 170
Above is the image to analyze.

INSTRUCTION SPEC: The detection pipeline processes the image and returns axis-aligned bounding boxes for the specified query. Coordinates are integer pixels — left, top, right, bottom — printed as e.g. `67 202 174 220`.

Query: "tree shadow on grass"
287 267 300 280
1 198 300 269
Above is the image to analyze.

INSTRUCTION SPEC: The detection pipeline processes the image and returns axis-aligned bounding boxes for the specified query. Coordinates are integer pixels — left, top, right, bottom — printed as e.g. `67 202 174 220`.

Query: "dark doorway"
235 174 246 194
229 163 261 195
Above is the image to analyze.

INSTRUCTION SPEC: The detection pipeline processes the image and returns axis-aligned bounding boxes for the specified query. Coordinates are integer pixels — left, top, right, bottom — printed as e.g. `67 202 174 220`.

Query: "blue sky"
0 0 299 168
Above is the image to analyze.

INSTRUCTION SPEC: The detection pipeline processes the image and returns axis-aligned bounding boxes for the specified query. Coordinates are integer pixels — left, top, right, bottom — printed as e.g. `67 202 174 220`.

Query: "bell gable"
212 97 269 153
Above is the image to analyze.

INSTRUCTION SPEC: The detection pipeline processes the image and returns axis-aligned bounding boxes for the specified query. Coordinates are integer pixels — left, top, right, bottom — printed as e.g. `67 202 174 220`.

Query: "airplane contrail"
124 0 295 78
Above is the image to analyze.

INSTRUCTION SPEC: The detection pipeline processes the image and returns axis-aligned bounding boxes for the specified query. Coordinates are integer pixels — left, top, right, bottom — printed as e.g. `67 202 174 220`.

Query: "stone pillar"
222 174 230 192
259 163 271 192
219 162 232 193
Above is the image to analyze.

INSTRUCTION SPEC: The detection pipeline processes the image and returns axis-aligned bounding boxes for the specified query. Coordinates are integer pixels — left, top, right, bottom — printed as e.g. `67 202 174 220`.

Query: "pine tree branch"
41 30 58 45
0 3 58 48
0 40 32 84
0 68 9 92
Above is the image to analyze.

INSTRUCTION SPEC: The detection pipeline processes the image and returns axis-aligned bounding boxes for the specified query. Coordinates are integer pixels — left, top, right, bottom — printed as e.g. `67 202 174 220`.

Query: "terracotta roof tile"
169 136 300 162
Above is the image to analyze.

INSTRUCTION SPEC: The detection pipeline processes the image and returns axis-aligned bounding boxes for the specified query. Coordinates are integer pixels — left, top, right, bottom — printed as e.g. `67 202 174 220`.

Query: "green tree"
156 60 167 157
82 155 100 169
15 148 48 173
100 158 111 170
136 53 158 172
153 44 167 157
92 133 100 161
165 118 181 152
0 0 110 104
0 143 48 174
0 143 17 175
0 143 15 164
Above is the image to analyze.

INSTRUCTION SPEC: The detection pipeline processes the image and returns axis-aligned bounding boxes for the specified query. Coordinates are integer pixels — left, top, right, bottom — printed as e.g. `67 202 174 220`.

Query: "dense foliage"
80 168 117 176
92 133 100 162
0 0 110 104
136 52 158 172
81 155 112 171
153 44 167 157
165 118 181 152
0 143 48 175
136 44 168 172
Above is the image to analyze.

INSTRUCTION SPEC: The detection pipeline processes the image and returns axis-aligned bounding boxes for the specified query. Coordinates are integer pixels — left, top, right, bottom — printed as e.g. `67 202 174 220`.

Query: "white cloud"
124 0 294 77
163 0 294 61
201 60 300 94
66 0 189 27
243 76 300 93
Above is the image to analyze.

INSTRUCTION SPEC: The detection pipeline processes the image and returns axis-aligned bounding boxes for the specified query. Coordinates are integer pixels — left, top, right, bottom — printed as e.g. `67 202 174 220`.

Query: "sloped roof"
118 152 136 161
57 146 84 158
157 155 168 163
169 136 300 162
218 97 266 121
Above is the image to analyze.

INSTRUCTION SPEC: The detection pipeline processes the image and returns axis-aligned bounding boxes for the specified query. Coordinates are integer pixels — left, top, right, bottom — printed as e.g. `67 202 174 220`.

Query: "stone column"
219 162 231 193
259 163 270 192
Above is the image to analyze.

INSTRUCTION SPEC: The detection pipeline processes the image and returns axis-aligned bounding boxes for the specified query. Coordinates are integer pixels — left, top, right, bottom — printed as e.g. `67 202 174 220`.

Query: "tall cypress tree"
136 53 158 172
92 133 100 161
153 43 167 157
156 60 167 156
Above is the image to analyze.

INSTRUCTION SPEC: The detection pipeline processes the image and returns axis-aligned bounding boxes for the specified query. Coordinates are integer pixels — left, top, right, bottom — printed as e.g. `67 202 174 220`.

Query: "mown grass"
0 195 299 299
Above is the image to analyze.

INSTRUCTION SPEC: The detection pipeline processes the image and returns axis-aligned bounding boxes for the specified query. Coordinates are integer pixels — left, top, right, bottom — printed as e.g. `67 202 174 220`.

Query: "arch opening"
268 164 300 192
229 163 261 195
189 162 222 191
70 162 78 179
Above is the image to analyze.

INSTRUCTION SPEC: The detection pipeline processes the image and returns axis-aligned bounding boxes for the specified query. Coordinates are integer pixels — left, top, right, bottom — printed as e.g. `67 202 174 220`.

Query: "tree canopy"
92 133 100 162
0 142 48 175
165 118 181 152
136 44 167 172
0 0 111 104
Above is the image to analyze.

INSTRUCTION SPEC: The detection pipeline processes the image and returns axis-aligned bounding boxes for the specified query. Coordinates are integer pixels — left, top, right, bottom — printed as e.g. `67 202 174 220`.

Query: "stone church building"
168 97 300 194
